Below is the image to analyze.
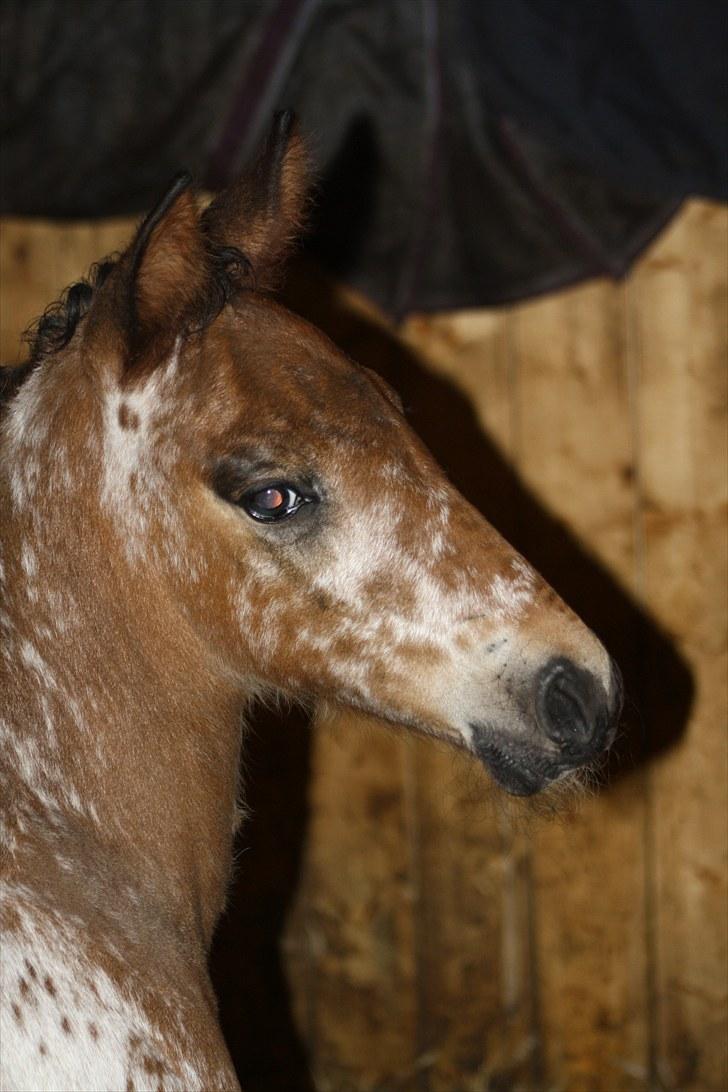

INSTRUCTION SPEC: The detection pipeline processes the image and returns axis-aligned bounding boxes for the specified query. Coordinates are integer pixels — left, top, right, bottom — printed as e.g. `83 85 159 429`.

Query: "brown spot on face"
118 403 140 431
43 975 56 997
126 1078 135 1092
3 905 22 932
313 590 332 612
455 630 477 652
61 1015 72 1034
362 572 418 617
24 959 37 980
329 631 367 665
18 975 30 998
88 1021 99 1040
11 1002 21 1022
143 1055 165 1080
394 639 444 668
39 1041 47 1056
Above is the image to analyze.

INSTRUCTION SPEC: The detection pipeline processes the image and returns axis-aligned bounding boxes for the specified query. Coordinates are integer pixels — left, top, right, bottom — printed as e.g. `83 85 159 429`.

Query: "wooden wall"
1 202 725 1092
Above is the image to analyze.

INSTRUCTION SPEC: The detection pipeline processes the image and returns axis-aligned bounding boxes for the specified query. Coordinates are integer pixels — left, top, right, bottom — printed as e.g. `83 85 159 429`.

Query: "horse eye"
241 483 313 523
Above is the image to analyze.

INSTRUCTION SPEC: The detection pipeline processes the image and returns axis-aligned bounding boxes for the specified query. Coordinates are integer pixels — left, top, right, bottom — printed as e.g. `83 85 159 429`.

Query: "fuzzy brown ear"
202 111 310 291
124 172 210 360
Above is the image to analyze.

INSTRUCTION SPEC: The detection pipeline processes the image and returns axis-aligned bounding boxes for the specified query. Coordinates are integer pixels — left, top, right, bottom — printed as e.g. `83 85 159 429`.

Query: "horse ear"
124 172 210 360
202 111 310 291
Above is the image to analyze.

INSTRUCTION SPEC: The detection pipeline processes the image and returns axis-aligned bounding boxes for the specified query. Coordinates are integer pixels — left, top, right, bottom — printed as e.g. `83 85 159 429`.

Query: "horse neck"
1 468 247 948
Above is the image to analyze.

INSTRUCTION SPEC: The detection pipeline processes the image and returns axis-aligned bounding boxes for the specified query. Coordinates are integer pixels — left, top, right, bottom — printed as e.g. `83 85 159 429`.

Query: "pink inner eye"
257 487 285 510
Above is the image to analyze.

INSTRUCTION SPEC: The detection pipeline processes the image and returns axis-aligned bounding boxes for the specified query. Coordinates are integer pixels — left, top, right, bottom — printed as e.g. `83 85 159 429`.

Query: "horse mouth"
471 729 581 797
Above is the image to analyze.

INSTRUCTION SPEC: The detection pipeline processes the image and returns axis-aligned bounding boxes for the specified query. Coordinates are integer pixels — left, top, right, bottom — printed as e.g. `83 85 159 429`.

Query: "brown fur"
202 112 310 291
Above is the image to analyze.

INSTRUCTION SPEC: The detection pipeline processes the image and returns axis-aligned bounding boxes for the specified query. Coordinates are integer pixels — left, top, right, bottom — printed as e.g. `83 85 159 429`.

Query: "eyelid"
244 479 317 503
213 456 309 497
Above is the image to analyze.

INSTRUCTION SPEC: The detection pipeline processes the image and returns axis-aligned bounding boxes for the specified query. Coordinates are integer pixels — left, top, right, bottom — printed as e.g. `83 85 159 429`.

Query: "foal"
0 114 620 1090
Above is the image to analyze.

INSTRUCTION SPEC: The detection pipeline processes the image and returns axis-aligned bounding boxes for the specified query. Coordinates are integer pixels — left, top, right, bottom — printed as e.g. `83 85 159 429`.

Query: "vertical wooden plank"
401 311 538 1091
0 220 65 361
630 201 728 1091
511 279 650 1090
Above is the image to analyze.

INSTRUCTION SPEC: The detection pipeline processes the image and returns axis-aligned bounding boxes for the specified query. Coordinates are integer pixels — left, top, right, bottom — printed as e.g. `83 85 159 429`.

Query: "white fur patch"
0 889 212 1092
99 345 201 579
18 640 57 692
5 370 49 509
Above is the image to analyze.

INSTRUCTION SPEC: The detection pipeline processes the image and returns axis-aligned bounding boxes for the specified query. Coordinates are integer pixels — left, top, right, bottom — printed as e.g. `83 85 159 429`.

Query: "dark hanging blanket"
1 0 725 316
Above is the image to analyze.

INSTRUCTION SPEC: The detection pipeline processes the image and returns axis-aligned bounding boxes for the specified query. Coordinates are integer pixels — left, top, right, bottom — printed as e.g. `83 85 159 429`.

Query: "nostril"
543 672 590 744
537 658 598 750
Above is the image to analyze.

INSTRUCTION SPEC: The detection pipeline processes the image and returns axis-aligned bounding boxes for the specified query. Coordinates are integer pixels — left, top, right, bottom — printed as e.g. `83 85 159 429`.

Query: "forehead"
200 296 410 460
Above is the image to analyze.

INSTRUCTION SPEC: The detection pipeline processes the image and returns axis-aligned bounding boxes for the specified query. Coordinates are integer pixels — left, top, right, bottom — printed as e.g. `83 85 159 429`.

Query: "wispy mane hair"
21 237 253 372
24 257 118 364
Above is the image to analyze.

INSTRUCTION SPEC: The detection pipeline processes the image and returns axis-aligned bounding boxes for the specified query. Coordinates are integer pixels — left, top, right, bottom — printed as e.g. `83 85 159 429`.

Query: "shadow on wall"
209 263 694 1092
210 701 315 1092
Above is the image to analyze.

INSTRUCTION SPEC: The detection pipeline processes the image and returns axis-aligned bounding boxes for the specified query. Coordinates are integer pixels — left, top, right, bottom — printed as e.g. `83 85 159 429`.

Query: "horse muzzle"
471 657 622 796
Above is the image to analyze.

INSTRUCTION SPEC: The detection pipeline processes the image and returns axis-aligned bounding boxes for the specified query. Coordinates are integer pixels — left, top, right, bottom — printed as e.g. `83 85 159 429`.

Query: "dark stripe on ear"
261 110 297 207
128 171 193 330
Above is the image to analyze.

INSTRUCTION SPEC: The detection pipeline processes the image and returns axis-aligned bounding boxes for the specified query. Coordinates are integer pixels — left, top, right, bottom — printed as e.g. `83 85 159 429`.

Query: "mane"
0 238 252 406
25 257 118 365
0 257 118 409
